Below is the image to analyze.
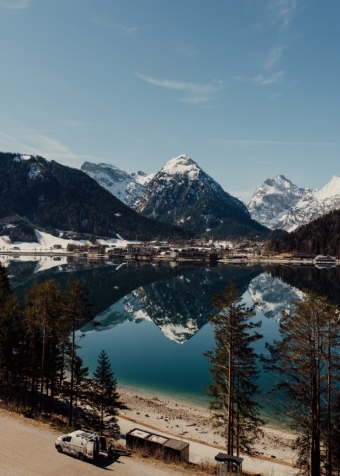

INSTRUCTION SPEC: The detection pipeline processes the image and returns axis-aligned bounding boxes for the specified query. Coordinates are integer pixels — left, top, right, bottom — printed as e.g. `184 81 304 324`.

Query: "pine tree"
72 355 89 427
261 292 340 476
0 263 24 403
91 350 120 437
24 279 65 414
205 281 263 460
63 279 91 426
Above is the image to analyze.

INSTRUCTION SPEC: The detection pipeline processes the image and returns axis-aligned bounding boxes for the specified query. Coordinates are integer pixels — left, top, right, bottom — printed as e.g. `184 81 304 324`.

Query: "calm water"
6 255 340 410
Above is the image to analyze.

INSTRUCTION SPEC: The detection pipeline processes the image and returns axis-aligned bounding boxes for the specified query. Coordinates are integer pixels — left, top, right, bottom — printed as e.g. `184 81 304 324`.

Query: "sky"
0 0 339 202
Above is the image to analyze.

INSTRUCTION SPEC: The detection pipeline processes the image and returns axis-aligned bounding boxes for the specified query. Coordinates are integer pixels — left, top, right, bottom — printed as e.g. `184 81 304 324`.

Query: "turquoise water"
8 257 340 412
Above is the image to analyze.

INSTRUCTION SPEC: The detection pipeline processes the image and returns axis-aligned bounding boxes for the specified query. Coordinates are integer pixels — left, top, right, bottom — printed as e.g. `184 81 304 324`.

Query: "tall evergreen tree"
72 355 89 427
91 350 120 437
63 279 91 426
24 279 65 413
0 263 24 403
261 292 340 476
205 281 263 460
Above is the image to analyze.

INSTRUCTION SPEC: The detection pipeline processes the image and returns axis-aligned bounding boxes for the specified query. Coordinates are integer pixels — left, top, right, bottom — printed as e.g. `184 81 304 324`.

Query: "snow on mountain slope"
81 162 154 206
248 273 304 322
134 154 268 236
248 175 340 232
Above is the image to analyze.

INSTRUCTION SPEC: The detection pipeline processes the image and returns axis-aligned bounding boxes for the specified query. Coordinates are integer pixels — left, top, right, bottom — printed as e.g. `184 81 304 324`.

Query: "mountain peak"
263 175 293 190
249 173 340 232
160 154 200 179
134 154 267 237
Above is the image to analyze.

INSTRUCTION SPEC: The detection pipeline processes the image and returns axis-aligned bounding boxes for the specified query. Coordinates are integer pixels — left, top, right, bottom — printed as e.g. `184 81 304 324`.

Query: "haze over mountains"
83 154 269 238
248 174 340 232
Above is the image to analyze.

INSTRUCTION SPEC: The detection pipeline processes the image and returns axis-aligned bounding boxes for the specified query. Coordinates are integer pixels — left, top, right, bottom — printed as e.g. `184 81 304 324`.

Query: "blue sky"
0 0 339 202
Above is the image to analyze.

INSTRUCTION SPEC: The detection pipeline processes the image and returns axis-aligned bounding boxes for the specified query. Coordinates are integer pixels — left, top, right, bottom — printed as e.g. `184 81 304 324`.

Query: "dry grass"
0 401 74 434
128 444 216 475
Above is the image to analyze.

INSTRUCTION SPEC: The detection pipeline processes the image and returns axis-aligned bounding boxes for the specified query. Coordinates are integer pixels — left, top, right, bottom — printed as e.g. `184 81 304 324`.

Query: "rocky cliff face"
81 162 154 206
248 174 340 232
134 154 268 237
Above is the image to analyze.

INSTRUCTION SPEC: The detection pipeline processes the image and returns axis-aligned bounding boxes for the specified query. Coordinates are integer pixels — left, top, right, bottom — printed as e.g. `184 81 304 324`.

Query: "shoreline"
1 251 339 267
118 386 298 465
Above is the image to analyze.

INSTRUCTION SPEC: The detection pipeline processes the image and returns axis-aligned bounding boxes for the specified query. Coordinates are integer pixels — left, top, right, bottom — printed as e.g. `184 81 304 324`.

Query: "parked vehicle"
55 430 99 461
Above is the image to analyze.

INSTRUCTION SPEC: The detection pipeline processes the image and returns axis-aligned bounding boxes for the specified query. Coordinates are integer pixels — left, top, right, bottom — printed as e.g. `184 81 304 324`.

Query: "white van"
55 430 99 461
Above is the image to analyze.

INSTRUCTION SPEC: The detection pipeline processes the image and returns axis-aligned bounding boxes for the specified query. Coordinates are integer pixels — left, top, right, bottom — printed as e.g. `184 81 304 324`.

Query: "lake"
5 255 340 411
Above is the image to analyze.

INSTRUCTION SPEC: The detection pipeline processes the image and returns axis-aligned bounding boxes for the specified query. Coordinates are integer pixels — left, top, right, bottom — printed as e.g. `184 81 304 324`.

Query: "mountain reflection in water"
5 255 340 403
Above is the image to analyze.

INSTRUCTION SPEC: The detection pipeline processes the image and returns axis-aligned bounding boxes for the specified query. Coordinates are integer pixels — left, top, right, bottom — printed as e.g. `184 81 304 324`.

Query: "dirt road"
0 410 189 476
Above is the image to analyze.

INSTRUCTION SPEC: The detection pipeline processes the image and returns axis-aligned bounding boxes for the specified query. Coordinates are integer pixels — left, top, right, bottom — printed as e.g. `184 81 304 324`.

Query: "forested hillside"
268 209 340 256
0 152 192 241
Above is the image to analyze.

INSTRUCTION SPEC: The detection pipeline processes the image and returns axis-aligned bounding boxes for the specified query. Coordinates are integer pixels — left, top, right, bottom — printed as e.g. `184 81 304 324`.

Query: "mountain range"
0 152 191 242
83 154 269 237
248 174 340 232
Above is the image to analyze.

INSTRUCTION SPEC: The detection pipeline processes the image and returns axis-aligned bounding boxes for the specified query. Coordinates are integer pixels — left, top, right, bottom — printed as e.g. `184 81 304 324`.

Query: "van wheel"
56 445 62 453
78 453 85 461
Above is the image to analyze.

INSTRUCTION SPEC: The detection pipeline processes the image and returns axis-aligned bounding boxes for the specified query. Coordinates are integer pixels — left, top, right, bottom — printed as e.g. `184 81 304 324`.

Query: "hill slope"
0 152 192 241
81 162 154 206
268 209 340 256
134 154 269 237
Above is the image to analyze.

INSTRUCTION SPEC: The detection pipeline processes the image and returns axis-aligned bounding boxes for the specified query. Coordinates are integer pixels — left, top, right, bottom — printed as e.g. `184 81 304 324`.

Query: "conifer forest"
0 263 120 437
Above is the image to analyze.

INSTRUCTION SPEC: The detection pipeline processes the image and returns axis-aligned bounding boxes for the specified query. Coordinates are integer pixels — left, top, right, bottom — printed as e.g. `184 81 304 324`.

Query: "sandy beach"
118 387 298 466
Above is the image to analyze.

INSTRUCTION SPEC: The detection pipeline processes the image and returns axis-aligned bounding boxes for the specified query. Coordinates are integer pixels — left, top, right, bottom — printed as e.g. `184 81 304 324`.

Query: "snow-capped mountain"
134 154 268 237
248 175 340 232
81 162 154 206
82 266 262 343
248 273 304 322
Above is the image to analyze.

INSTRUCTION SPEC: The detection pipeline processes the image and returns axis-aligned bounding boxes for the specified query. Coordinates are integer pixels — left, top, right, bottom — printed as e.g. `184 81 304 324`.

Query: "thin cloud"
264 46 287 71
218 139 338 147
267 0 299 32
0 0 32 10
179 96 211 104
174 43 197 58
136 73 223 104
59 119 91 128
253 70 285 85
0 130 98 165
268 91 284 100
92 17 137 37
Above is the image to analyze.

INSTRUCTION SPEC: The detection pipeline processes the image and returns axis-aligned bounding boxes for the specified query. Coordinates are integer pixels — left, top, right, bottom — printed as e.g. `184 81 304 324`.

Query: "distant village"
29 239 339 267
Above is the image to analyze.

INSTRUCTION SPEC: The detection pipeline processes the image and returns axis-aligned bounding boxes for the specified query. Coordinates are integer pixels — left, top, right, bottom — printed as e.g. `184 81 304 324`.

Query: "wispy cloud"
0 0 32 10
253 70 285 85
136 73 223 105
267 0 299 32
174 43 197 58
268 91 284 100
0 130 98 165
268 0 299 32
264 46 286 71
92 16 137 37
218 139 338 147
246 2 301 91
59 119 91 128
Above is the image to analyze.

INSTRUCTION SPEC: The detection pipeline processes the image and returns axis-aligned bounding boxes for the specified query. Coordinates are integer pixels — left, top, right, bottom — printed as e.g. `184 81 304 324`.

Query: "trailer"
126 428 189 462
